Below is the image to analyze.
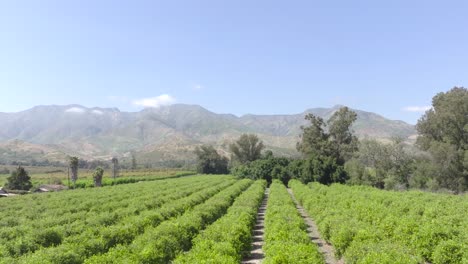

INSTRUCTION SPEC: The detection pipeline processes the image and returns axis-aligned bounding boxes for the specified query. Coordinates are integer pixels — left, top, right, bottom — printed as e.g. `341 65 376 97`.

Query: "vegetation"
194 145 229 174
416 87 467 192
173 180 266 263
0 175 242 263
232 107 354 185
230 133 265 164
344 87 468 192
4 166 32 191
92 167 104 187
263 180 324 263
68 156 79 188
289 180 468 263
85 179 253 263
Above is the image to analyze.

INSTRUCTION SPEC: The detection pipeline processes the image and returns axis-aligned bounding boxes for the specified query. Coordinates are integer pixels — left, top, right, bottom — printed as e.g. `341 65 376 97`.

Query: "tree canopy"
5 166 32 190
297 106 358 165
416 87 468 192
229 134 265 164
194 145 229 174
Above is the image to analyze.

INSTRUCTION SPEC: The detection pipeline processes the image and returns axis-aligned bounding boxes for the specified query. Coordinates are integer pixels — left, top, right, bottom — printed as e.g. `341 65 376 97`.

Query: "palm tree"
68 156 79 189
111 157 119 180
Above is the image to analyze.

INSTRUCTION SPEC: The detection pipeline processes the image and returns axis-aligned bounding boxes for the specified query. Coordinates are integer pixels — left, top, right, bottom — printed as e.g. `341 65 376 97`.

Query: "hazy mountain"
0 104 416 164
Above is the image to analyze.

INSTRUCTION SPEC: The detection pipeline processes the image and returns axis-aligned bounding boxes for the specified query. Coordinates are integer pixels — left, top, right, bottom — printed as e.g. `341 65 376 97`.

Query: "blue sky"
0 0 467 124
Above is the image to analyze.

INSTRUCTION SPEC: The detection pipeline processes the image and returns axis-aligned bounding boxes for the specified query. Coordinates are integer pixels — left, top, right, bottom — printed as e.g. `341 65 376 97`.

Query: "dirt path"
287 188 344 264
241 188 269 264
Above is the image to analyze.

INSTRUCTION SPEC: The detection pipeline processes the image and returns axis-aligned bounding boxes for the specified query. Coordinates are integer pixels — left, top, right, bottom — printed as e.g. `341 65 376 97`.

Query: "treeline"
196 87 467 193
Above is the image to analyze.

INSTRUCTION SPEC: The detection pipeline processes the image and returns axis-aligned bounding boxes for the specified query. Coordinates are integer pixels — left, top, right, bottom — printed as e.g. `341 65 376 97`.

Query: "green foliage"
302 154 348 184
327 106 359 164
107 179 253 263
0 175 240 263
345 139 414 190
174 180 266 263
289 180 468 263
5 166 32 190
229 134 265 164
416 87 468 192
432 240 465 264
263 180 324 264
298 107 358 165
194 145 229 174
92 167 104 187
33 229 62 248
231 156 291 184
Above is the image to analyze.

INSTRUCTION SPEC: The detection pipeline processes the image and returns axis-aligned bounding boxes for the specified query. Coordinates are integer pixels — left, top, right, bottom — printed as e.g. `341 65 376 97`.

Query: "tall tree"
327 107 358 164
230 134 265 164
194 145 229 174
111 157 119 179
416 87 468 192
296 114 329 158
68 156 79 189
5 166 32 190
297 107 358 165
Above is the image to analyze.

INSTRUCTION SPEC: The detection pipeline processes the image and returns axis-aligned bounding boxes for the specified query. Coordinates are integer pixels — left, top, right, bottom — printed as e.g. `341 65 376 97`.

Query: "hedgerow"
263 180 324 264
85 179 253 263
0 175 235 263
174 180 267 263
289 180 468 264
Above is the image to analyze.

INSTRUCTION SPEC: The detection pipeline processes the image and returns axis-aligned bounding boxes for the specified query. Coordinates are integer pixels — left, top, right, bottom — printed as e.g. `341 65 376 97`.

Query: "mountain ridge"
0 104 416 164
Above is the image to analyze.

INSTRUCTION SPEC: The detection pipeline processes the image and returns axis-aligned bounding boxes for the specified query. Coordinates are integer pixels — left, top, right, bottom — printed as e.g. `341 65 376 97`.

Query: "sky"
0 0 467 124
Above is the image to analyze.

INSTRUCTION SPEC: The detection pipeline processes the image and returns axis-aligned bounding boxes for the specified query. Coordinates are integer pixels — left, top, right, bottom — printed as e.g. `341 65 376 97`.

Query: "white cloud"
402 106 432 112
91 109 104 115
65 107 86 113
132 94 176 108
193 84 203 91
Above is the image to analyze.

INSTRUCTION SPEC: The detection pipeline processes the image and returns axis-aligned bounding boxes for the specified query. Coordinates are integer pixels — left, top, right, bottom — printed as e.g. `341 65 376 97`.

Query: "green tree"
194 145 229 174
297 107 358 165
93 167 104 187
229 134 265 164
346 139 414 189
5 166 32 190
327 107 358 164
296 114 329 158
68 156 79 189
416 87 468 192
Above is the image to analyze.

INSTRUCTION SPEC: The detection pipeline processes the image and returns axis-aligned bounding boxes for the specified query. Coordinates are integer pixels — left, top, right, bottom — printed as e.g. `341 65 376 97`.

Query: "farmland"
289 180 468 264
0 166 195 188
1 174 467 264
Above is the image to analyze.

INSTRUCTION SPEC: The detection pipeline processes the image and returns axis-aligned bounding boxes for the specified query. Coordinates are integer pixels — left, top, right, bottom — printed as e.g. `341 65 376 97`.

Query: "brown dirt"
241 188 269 264
287 188 345 264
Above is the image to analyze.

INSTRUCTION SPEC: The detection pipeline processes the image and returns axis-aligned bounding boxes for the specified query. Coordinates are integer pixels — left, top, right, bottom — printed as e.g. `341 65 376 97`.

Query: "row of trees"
3 157 121 191
196 106 357 186
196 87 467 193
67 156 120 188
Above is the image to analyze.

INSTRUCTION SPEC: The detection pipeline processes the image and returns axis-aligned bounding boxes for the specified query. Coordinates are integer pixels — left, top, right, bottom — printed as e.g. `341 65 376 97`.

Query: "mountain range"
0 104 416 165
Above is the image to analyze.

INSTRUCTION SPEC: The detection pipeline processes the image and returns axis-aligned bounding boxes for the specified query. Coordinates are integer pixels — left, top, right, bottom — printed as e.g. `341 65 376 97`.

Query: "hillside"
0 104 416 164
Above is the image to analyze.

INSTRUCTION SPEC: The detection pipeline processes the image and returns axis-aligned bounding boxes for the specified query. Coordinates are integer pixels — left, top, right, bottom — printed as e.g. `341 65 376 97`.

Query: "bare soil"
242 188 269 264
287 188 345 264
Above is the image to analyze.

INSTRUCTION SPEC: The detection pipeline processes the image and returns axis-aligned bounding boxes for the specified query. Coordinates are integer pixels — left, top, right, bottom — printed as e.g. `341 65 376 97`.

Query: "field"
1 175 467 264
0 166 195 188
290 180 468 264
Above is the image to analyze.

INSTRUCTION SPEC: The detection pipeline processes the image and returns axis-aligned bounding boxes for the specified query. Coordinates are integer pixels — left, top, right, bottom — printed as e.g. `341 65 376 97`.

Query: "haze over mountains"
0 104 416 165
